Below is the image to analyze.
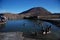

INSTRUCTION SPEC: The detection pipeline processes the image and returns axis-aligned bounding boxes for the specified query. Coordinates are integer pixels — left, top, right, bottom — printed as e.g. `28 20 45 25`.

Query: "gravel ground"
0 32 36 40
0 32 60 40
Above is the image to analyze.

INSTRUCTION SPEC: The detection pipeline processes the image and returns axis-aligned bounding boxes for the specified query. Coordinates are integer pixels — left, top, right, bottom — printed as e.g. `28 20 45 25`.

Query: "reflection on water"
0 19 60 40
0 24 6 30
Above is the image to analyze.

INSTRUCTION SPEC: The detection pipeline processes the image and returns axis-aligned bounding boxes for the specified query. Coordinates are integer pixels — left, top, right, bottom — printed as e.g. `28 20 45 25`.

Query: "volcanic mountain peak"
29 7 47 11
19 7 51 15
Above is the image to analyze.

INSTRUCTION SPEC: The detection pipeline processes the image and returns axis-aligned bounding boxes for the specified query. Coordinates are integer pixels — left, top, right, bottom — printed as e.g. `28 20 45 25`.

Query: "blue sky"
0 0 60 14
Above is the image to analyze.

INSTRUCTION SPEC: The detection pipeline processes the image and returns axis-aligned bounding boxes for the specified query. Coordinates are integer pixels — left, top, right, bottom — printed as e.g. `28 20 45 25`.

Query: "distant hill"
52 13 60 15
0 13 21 20
19 7 51 16
0 14 4 16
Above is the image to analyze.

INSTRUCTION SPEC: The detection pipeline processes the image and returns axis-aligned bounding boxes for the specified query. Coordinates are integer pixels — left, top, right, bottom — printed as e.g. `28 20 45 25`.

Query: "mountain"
19 7 51 16
52 13 60 15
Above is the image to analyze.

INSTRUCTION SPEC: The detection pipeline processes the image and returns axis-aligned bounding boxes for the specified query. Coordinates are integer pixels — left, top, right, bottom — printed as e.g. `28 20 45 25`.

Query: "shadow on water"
40 19 60 27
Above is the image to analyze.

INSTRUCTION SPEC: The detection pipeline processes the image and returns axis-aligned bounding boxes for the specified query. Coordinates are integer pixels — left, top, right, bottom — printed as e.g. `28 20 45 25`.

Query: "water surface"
0 19 60 40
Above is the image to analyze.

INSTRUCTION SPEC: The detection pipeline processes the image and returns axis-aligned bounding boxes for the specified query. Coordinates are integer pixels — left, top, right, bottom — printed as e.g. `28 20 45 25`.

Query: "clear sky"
0 0 60 14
